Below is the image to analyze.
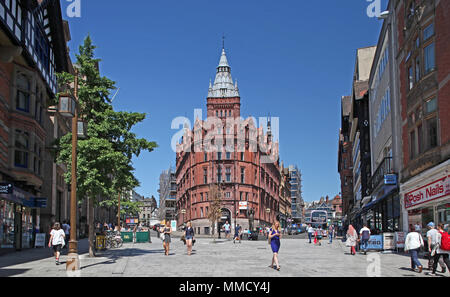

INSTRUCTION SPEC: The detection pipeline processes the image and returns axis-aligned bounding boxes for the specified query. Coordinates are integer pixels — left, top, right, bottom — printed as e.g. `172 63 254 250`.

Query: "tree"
56 36 157 256
207 184 223 241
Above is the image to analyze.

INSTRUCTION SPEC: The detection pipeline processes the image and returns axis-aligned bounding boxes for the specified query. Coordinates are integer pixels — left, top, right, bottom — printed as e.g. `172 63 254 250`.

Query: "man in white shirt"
223 221 231 239
426 222 446 273
308 225 314 244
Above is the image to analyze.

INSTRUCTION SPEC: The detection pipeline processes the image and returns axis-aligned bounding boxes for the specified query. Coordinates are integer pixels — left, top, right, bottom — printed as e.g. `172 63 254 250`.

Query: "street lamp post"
64 68 80 271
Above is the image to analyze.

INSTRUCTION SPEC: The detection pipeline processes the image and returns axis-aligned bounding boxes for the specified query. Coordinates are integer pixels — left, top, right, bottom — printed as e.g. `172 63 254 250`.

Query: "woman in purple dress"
268 221 282 271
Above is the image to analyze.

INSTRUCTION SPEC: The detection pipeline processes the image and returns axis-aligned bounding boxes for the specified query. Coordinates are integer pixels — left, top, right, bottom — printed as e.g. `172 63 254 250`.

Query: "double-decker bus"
310 210 328 233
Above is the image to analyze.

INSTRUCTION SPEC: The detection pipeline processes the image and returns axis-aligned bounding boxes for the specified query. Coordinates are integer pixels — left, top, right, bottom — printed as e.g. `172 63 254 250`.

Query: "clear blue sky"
63 0 387 204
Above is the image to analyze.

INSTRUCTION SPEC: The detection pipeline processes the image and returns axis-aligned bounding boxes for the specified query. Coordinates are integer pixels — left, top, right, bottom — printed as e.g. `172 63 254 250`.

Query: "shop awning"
363 185 398 211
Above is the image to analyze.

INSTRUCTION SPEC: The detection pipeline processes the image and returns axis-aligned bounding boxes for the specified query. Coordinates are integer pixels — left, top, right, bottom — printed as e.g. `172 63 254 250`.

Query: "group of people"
404 222 450 276
345 224 372 255
307 224 337 246
344 222 450 276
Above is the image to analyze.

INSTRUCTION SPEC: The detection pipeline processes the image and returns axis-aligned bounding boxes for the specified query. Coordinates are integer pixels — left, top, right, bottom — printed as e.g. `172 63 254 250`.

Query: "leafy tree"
56 36 157 256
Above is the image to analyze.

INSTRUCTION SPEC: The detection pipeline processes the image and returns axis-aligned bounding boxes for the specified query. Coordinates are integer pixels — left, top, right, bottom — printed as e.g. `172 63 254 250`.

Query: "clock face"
364 120 369 126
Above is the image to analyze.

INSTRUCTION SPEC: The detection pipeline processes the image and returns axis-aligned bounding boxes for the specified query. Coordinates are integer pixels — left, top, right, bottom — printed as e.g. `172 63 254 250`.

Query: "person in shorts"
48 222 65 265
185 221 195 256
223 221 231 239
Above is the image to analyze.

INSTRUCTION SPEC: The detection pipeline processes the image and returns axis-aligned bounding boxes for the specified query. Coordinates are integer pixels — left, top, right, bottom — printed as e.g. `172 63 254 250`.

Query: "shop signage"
239 202 248 210
126 218 139 224
405 175 450 209
35 233 46 248
384 174 397 185
0 183 13 194
395 232 406 248
367 235 383 250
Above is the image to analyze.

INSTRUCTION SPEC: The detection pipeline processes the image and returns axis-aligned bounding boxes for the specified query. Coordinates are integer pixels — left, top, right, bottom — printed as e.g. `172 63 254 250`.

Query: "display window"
0 200 15 248
437 202 449 228
21 208 33 249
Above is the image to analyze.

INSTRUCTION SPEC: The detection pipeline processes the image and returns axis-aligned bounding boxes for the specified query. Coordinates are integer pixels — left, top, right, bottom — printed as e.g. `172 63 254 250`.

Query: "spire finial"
222 34 225 50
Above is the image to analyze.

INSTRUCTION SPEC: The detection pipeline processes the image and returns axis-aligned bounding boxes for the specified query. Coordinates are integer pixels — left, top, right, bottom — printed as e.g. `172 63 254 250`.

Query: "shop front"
401 160 450 234
0 185 46 253
362 188 401 234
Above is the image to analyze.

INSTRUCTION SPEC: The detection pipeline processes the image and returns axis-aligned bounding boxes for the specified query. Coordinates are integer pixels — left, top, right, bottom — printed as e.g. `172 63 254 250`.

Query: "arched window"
16 74 30 112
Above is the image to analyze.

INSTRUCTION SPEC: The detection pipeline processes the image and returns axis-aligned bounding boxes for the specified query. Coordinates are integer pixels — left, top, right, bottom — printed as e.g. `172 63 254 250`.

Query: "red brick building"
396 0 450 231
175 48 281 235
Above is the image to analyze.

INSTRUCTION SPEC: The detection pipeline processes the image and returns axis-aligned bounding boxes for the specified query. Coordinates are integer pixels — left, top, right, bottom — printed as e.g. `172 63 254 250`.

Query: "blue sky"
63 0 387 204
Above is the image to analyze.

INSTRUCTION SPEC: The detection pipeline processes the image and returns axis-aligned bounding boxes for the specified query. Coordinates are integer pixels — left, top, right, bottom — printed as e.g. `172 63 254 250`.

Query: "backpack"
440 231 450 251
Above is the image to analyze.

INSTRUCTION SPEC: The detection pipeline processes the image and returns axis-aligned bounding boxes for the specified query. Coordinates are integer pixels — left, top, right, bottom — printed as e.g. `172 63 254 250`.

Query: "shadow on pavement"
0 268 30 277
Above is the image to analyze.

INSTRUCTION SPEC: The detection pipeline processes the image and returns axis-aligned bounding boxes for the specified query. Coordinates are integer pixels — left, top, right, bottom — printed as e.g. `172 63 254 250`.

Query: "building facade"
338 95 354 219
0 0 70 253
158 167 177 221
363 0 403 233
278 164 291 229
175 48 281 235
347 46 377 230
396 0 450 232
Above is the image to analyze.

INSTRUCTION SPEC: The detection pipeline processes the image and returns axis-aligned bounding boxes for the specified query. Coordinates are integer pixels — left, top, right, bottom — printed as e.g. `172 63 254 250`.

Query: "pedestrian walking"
427 224 450 276
346 225 358 255
185 221 195 256
405 226 424 273
161 221 172 256
328 225 335 244
62 220 70 250
268 221 282 271
223 221 231 240
414 223 422 232
234 224 242 244
48 222 65 265
307 225 314 244
426 222 446 273
316 226 323 246
359 225 371 255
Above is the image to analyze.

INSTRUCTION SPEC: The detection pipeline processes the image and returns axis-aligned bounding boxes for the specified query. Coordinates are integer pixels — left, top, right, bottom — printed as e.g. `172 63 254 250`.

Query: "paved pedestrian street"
0 235 446 277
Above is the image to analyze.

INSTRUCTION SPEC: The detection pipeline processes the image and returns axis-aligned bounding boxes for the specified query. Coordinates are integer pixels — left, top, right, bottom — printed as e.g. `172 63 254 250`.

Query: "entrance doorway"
218 208 231 238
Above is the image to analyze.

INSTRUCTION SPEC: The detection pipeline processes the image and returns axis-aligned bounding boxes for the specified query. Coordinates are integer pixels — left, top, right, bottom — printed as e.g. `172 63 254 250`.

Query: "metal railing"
369 157 393 192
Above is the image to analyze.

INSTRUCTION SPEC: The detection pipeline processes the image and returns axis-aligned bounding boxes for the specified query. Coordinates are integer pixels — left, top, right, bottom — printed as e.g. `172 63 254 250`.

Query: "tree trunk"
88 197 95 257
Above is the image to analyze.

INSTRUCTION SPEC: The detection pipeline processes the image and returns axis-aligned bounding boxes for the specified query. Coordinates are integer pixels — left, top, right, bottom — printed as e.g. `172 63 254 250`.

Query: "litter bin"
136 231 150 243
121 232 133 243
95 235 106 250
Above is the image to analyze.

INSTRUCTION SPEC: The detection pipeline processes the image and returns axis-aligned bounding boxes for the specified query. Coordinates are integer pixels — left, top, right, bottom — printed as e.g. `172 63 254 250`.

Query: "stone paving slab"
0 237 447 277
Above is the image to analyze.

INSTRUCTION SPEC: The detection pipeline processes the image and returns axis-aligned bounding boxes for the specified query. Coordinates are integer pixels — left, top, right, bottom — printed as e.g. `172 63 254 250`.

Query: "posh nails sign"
405 175 450 209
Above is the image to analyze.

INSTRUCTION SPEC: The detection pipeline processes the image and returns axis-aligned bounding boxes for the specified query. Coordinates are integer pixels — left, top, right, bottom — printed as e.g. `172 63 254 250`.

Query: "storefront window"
22 208 33 249
421 207 434 229
437 203 449 229
0 200 15 248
